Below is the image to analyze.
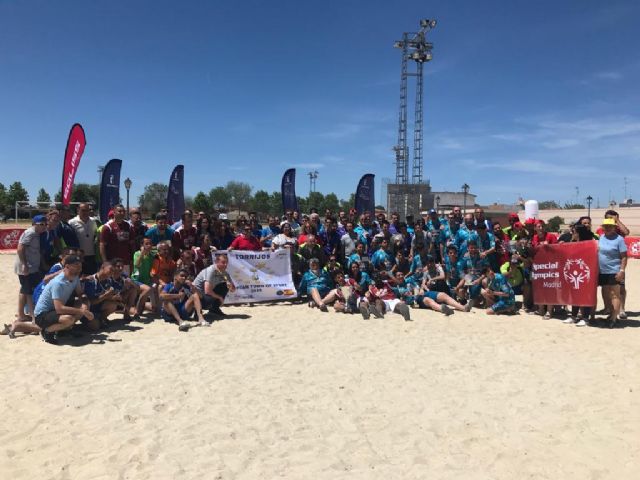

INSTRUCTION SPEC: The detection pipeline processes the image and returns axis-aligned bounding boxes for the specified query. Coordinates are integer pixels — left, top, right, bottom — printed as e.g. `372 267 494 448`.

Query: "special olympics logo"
563 259 591 290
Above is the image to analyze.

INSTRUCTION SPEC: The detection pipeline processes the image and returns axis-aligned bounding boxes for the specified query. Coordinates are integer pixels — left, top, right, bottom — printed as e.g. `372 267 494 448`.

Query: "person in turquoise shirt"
481 266 515 315
298 258 335 311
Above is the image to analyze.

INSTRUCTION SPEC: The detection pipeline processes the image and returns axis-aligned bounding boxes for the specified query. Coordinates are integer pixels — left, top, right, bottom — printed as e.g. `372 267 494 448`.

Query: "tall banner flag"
354 173 375 215
99 159 122 223
281 168 298 213
531 242 599 306
61 123 87 205
167 165 185 223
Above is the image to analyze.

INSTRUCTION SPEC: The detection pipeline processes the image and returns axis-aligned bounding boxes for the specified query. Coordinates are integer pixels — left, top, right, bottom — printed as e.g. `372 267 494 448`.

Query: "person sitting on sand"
193 253 236 317
481 266 516 315
298 258 335 312
161 269 208 331
131 237 158 315
33 255 94 344
110 258 140 321
456 240 490 311
365 273 411 321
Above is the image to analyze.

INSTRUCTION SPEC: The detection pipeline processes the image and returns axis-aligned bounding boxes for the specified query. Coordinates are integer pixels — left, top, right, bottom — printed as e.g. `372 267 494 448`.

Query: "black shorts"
19 272 43 295
598 273 620 286
35 310 60 330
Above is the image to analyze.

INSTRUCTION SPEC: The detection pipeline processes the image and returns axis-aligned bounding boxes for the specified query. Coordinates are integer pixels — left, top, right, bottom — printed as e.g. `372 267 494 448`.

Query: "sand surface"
1 254 639 479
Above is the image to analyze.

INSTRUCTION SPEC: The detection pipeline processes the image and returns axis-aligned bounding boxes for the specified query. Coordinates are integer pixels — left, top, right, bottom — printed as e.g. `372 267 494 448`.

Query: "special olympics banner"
61 123 87 205
281 168 298 213
0 229 26 251
531 242 598 306
167 165 184 224
355 173 375 215
99 159 122 223
625 236 640 259
224 249 297 304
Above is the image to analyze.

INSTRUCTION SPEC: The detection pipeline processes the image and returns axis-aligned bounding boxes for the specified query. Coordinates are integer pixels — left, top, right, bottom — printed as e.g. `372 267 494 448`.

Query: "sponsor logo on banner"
0 229 26 251
223 249 297 304
531 242 598 306
625 236 640 259
562 259 591 289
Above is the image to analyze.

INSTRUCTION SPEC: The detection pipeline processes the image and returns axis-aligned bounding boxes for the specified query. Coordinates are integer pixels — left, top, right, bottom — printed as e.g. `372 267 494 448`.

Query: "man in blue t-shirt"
34 256 94 344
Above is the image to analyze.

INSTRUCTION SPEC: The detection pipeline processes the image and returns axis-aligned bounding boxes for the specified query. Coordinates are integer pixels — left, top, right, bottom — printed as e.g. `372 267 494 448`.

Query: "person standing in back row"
100 204 134 274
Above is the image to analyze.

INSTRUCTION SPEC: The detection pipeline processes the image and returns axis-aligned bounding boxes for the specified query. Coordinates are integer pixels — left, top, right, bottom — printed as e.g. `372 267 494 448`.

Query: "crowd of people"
4 201 631 344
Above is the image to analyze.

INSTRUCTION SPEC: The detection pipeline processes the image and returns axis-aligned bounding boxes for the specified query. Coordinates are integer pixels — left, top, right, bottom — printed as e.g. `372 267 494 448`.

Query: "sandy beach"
1 253 639 479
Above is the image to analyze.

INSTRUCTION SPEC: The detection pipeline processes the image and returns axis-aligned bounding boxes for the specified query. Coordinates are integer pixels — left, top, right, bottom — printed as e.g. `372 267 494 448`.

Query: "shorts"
491 299 515 313
422 291 439 301
511 284 523 295
35 310 60 330
161 303 193 323
382 298 401 313
19 272 43 295
598 274 620 286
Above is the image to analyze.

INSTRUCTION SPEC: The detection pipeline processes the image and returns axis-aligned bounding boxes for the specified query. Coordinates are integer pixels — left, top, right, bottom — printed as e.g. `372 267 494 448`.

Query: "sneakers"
543 312 551 320
359 303 370 320
464 299 476 312
562 317 576 324
440 305 454 316
178 322 190 332
575 319 587 327
369 304 384 319
41 330 58 344
618 311 627 320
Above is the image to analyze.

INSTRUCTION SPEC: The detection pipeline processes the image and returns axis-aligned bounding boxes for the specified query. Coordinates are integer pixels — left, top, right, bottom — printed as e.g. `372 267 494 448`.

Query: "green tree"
250 190 271 215
192 191 211 213
339 193 355 212
307 192 324 212
0 182 7 215
138 183 168 216
7 181 29 206
564 202 585 210
37 188 51 204
55 183 100 205
226 181 252 213
269 191 282 216
209 186 231 210
323 193 340 214
539 200 561 210
547 216 564 232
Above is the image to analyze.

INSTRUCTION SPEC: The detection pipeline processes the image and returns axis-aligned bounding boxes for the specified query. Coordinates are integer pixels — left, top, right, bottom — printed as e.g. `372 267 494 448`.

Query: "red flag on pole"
531 242 599 306
61 123 87 205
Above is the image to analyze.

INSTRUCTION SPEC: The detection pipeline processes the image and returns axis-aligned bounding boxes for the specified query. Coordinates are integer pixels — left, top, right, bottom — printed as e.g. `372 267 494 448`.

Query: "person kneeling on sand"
33 255 94 344
481 266 516 315
193 253 236 318
83 262 122 330
161 269 208 331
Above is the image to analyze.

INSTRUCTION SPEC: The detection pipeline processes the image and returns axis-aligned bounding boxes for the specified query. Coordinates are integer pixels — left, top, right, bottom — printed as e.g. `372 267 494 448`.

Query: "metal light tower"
586 195 593 218
393 19 436 185
308 170 318 194
462 183 470 214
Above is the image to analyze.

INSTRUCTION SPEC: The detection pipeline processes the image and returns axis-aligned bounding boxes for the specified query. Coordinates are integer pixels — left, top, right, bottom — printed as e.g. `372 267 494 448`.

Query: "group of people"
5 201 631 344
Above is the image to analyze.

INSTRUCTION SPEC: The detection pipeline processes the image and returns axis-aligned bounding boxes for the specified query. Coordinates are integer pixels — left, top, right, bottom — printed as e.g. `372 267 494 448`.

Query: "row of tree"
538 201 586 210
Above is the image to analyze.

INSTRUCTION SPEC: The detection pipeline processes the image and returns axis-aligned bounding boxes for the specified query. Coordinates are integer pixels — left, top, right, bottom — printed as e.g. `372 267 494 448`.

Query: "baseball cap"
508 212 519 220
524 218 536 225
428 208 437 214
32 214 47 224
602 218 616 227
64 255 82 265
513 221 523 229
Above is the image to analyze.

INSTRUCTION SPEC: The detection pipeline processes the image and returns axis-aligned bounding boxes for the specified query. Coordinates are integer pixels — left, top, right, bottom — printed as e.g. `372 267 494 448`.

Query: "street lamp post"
461 183 470 214
586 195 593 218
435 195 440 213
124 177 132 218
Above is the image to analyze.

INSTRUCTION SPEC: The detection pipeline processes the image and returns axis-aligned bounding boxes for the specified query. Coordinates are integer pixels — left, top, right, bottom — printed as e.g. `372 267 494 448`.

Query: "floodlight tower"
393 18 436 185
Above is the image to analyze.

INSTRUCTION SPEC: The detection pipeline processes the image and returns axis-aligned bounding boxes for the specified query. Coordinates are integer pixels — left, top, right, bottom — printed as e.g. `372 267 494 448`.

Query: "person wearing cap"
33 255 94 344
69 203 99 274
598 218 627 327
595 210 629 320
503 212 520 240
14 215 48 324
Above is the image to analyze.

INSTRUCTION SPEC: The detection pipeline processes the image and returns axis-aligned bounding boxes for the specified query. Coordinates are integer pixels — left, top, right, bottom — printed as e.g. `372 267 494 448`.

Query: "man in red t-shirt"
172 211 198 259
100 204 134 274
228 223 262 251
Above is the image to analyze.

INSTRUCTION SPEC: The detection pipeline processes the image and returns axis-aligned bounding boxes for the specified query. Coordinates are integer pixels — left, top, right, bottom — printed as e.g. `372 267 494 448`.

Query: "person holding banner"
193 254 236 317
598 218 627 328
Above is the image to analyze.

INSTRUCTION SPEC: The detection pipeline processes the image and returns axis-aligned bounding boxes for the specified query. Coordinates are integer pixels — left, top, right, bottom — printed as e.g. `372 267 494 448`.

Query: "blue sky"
1 0 638 208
